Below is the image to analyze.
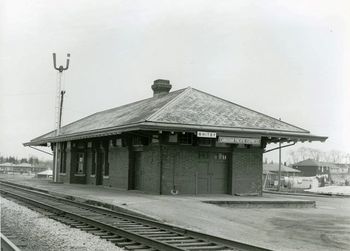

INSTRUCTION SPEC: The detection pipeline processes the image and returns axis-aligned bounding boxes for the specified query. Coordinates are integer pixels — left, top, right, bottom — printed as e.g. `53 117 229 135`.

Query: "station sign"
197 131 217 138
218 136 261 145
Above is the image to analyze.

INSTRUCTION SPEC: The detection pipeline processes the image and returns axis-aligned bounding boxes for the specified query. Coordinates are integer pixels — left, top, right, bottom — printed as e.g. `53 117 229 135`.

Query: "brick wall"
296 166 317 177
231 147 263 195
135 145 161 193
108 146 129 189
161 145 197 195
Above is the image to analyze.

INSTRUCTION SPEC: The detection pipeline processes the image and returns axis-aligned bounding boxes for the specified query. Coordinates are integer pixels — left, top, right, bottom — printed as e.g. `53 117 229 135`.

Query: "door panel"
210 161 227 193
210 153 228 194
197 161 209 194
196 151 228 194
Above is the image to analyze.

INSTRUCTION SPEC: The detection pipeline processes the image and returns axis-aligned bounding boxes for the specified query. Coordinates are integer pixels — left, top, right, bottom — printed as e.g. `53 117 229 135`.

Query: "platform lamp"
52 53 70 183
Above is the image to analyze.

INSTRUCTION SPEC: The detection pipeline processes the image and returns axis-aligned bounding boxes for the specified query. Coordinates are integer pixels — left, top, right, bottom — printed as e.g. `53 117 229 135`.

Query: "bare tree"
327 150 342 163
288 150 299 164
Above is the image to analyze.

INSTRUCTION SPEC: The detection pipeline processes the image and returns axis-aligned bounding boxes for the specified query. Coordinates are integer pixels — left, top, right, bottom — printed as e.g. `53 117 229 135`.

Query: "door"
196 151 229 194
96 150 104 185
196 152 210 194
210 152 229 193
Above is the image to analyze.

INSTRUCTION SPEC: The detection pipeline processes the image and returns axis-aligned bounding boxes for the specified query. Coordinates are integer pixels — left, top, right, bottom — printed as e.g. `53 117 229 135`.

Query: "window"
178 133 193 145
214 153 228 160
132 136 143 146
168 134 178 143
77 152 85 174
197 138 212 146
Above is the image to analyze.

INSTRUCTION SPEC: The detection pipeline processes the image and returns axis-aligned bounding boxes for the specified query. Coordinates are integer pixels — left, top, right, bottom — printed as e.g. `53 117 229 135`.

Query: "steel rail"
0 233 21 251
0 186 185 251
0 181 271 251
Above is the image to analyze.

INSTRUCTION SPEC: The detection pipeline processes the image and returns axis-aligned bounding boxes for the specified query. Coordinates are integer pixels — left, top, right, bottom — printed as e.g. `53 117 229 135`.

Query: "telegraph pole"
52 53 70 182
277 118 282 191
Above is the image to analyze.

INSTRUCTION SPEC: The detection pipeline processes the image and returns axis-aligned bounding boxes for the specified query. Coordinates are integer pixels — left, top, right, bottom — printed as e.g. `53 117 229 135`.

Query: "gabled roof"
293 159 321 167
0 162 14 167
25 87 327 146
264 163 301 173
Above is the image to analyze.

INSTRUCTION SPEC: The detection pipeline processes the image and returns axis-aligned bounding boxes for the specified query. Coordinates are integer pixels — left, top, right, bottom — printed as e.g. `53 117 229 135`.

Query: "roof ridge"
55 88 187 134
145 87 192 122
189 87 310 133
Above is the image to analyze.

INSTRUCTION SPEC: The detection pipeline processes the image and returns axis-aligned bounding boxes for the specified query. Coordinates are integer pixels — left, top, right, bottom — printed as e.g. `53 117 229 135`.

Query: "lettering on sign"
197 131 217 138
218 136 261 145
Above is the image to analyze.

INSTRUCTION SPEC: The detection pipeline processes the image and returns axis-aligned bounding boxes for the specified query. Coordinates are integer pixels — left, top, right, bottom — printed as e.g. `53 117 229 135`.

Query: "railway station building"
25 80 327 195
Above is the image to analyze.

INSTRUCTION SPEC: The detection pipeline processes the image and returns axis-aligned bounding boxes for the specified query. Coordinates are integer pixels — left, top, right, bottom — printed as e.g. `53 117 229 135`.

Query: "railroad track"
1 227 23 251
0 181 271 251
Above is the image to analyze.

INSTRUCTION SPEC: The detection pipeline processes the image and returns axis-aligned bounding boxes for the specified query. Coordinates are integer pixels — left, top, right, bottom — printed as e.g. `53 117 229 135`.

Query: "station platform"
1 174 350 251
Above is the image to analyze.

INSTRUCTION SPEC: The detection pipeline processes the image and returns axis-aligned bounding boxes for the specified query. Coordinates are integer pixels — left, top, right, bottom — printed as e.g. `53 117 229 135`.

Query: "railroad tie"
123 244 148 250
166 239 201 244
143 233 178 237
153 236 189 240
118 241 137 247
187 245 228 250
176 242 214 247
109 237 127 243
100 235 119 239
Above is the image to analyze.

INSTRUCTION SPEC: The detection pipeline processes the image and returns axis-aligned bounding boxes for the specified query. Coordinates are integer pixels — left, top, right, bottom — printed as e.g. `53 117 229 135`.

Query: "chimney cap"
152 79 172 97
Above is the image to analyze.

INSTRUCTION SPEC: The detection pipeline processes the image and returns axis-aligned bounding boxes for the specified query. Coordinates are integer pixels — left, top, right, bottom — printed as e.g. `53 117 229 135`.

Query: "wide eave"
24 87 328 146
24 121 327 146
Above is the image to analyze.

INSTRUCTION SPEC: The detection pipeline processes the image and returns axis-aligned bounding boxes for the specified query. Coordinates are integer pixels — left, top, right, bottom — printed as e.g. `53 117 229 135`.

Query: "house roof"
37 169 53 175
25 87 327 146
293 159 322 167
0 162 14 167
293 160 349 169
0 162 32 167
263 163 300 173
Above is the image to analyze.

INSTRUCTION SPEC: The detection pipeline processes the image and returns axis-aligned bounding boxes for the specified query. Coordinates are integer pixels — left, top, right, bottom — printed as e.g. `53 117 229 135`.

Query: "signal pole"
52 53 70 182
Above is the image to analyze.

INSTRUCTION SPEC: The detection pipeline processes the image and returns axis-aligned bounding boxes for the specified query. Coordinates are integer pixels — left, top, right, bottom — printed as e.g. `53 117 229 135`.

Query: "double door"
196 152 229 194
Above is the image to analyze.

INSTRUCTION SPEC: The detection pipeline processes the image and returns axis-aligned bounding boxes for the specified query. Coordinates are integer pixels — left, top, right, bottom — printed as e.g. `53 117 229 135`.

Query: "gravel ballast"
0 196 123 251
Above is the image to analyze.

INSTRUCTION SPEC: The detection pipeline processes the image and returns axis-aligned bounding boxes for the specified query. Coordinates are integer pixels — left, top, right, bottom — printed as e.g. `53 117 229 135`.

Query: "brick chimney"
151 79 172 97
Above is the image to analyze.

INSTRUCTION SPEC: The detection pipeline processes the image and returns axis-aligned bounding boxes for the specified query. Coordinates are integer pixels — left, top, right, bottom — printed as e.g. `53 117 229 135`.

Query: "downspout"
159 143 163 195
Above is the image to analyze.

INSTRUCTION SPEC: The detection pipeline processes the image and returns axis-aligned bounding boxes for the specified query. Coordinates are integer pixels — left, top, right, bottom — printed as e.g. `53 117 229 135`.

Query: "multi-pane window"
77 152 85 174
168 134 178 143
132 136 143 146
178 133 193 145
197 138 212 146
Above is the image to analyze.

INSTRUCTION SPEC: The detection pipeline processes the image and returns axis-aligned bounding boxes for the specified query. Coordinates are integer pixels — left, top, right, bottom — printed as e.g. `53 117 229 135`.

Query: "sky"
0 0 349 162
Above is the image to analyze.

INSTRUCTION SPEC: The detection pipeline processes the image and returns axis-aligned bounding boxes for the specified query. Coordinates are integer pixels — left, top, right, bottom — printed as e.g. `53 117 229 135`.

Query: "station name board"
197 131 217 138
218 136 261 145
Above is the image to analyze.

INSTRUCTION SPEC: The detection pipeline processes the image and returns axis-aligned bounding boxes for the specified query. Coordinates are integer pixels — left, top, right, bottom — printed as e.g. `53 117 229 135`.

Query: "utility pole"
277 118 282 191
52 53 70 182
278 141 282 191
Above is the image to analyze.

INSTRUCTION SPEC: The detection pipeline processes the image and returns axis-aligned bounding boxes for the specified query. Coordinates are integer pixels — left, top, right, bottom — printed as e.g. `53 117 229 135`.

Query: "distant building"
0 162 47 174
292 159 350 185
292 159 330 177
263 163 300 188
326 163 350 185
36 169 53 179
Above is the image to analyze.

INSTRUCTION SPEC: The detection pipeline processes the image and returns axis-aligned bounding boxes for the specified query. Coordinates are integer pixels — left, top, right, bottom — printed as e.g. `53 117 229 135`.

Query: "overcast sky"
1 0 349 162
